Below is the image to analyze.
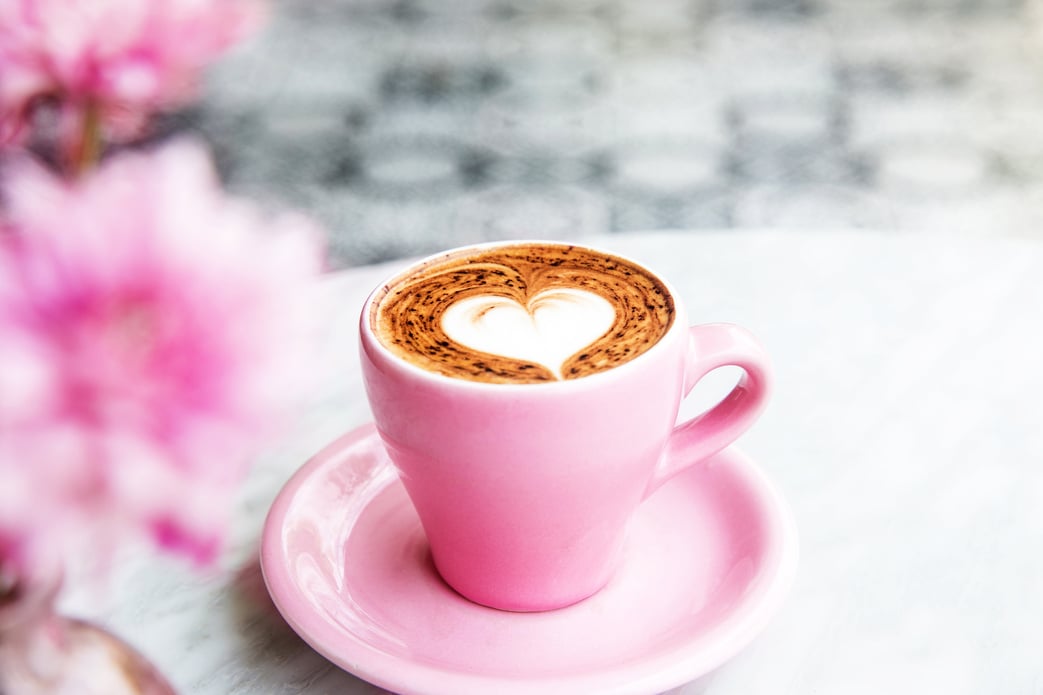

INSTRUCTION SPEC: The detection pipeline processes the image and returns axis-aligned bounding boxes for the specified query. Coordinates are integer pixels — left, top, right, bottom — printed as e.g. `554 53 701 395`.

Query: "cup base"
431 552 618 613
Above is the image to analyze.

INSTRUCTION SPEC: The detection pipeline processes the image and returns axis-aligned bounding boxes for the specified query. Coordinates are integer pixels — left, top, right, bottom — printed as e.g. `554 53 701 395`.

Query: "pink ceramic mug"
359 241 772 612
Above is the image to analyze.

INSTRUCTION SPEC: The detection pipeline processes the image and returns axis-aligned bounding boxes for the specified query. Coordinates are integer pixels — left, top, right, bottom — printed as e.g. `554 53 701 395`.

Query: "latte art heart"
372 243 675 383
442 289 616 379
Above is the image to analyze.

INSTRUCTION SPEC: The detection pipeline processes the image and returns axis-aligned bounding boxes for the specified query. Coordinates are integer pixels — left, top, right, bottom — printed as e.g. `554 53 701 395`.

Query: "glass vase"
0 564 177 695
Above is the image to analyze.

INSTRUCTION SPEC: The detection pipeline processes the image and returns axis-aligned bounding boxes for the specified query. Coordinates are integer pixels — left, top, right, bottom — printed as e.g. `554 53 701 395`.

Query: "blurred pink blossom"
0 0 261 146
0 142 323 570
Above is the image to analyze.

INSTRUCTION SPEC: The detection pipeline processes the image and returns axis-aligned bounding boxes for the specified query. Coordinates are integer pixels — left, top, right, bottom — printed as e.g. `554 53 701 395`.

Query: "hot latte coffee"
370 243 675 384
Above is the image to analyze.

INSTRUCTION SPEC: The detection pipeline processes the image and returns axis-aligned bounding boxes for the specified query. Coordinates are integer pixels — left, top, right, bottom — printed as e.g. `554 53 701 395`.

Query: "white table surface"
64 230 1043 694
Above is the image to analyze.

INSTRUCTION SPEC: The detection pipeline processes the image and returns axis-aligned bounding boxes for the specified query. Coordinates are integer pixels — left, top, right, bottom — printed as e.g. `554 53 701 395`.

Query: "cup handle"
644 323 773 498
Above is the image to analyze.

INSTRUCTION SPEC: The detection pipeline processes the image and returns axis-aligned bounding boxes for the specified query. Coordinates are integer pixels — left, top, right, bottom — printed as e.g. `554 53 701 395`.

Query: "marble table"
63 230 1043 694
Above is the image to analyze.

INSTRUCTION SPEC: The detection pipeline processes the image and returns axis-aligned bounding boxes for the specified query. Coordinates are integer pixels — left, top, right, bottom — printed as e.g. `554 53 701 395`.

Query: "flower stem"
69 102 102 176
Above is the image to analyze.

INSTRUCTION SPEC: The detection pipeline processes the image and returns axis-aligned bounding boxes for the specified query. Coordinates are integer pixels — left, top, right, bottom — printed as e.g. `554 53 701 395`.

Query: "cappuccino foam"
371 243 674 384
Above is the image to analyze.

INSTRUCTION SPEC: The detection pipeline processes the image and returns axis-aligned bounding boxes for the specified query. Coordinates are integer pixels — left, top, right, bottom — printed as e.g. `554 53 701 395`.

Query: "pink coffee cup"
359 241 772 612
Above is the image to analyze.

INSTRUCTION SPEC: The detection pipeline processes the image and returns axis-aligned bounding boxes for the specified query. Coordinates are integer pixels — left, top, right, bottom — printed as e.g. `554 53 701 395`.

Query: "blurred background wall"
172 0 1043 267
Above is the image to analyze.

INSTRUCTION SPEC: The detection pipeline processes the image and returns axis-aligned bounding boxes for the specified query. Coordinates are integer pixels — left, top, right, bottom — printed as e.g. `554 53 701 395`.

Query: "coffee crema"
370 243 675 384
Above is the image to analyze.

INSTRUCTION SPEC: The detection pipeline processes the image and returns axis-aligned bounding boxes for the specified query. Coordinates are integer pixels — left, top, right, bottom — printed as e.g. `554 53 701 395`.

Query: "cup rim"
359 239 688 391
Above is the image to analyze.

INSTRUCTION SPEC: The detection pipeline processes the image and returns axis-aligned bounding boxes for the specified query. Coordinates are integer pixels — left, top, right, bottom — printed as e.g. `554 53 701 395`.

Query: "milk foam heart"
372 243 675 383
442 289 616 379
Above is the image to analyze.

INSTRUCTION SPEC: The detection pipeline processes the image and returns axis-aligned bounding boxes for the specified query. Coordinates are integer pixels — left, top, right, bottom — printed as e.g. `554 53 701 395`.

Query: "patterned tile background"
182 0 1043 267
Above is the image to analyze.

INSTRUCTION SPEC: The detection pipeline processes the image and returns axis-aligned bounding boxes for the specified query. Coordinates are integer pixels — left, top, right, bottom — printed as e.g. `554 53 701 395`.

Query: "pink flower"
0 142 323 569
0 0 261 144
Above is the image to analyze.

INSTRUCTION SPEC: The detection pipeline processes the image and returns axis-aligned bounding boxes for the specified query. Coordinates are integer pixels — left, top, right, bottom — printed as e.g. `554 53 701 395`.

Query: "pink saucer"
261 424 798 695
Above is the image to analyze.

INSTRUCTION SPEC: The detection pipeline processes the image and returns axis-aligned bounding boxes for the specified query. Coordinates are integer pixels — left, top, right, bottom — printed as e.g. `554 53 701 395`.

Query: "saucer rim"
261 424 799 695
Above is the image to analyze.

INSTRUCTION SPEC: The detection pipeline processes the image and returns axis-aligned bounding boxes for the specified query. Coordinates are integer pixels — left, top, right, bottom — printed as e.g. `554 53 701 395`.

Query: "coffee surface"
371 244 674 383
